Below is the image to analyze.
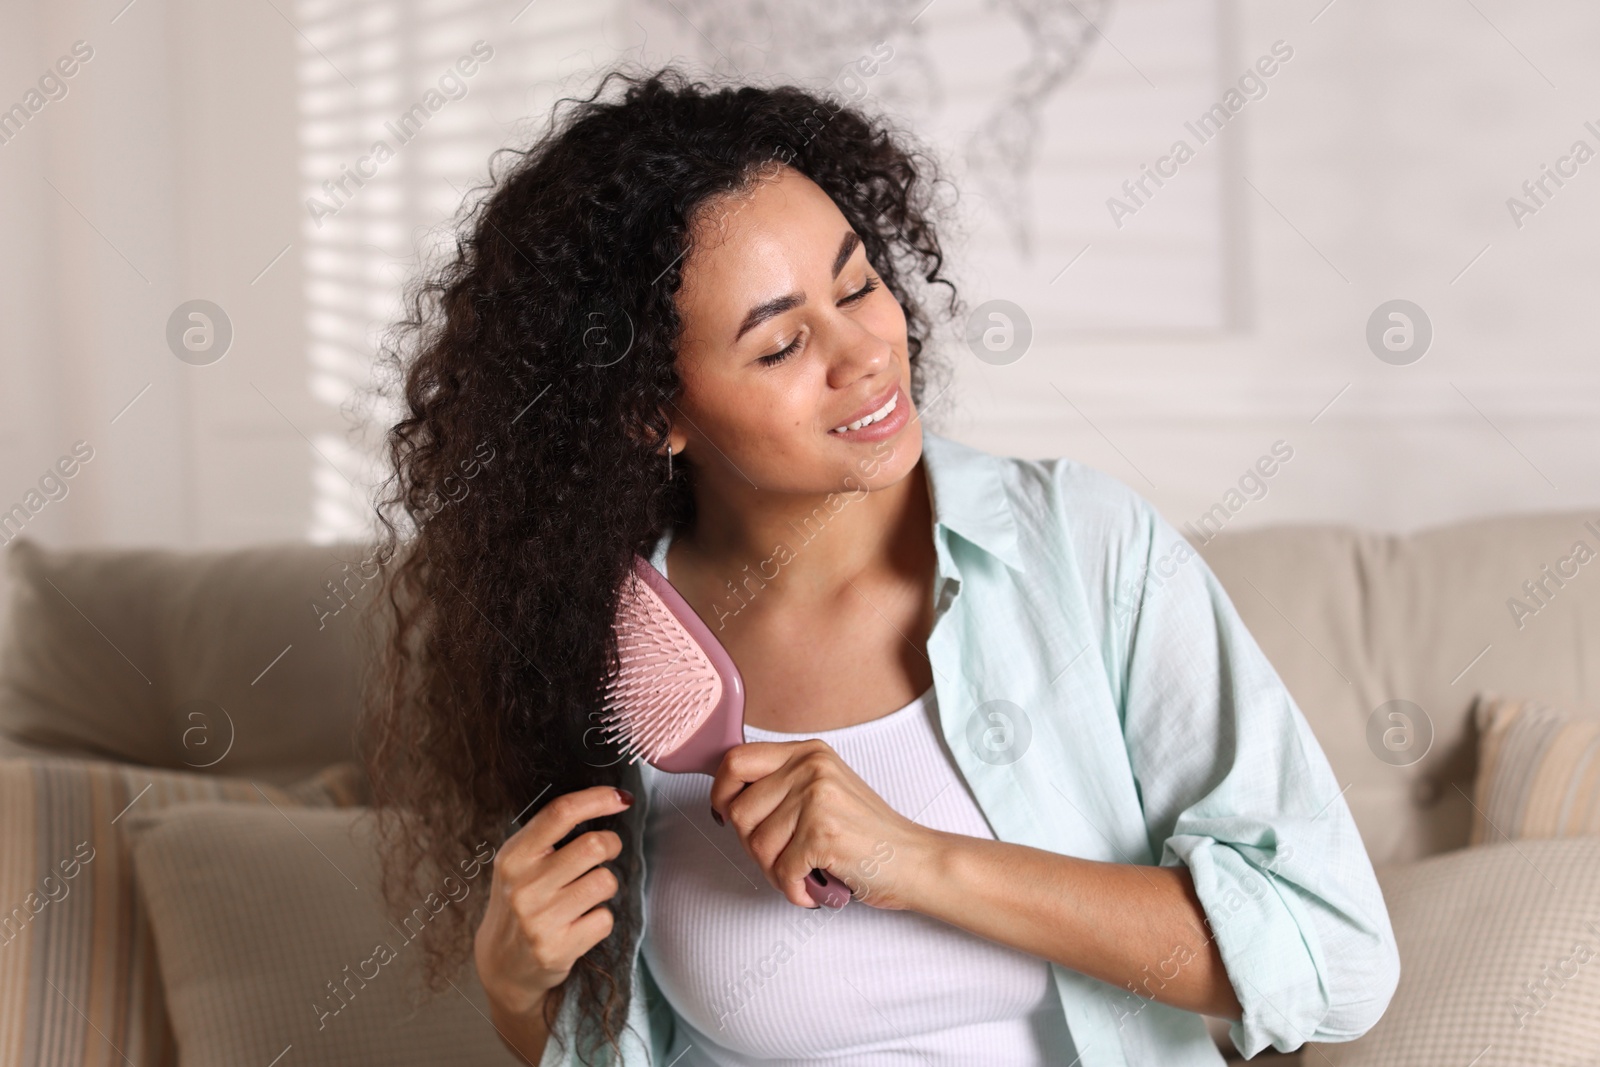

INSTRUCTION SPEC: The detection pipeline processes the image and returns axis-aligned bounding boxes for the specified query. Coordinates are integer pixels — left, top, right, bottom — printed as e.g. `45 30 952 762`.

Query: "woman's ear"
623 409 682 458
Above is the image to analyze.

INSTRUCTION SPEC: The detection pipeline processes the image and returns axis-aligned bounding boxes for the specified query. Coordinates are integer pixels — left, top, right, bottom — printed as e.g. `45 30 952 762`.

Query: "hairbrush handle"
806 867 853 909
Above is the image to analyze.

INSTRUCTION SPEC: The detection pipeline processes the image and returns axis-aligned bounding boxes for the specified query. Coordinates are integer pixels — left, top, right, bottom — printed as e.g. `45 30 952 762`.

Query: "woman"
360 65 1398 1066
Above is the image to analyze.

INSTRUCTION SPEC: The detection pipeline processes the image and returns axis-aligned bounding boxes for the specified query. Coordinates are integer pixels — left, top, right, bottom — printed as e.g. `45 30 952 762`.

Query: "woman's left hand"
708 739 943 911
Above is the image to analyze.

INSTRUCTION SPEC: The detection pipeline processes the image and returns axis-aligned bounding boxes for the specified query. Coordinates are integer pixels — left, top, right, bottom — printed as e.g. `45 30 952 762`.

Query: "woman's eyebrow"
731 230 861 343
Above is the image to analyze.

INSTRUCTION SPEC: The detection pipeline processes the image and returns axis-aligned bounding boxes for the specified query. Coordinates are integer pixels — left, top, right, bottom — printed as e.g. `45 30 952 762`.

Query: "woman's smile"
827 381 911 442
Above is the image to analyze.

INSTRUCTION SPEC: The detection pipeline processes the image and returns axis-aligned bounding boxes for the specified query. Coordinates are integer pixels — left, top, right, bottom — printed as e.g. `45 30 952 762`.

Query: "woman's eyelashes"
756 276 882 367
757 335 803 367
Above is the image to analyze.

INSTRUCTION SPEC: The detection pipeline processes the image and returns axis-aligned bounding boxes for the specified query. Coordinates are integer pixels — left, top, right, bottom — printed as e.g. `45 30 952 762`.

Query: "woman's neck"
671 457 933 610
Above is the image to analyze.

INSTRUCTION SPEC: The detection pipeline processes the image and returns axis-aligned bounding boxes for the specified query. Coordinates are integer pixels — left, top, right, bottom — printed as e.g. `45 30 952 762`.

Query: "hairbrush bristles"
597 569 724 764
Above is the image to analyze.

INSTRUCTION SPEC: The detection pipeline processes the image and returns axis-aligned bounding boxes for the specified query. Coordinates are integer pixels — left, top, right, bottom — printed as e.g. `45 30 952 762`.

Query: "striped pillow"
0 758 366 1067
1470 692 1600 843
121 803 517 1066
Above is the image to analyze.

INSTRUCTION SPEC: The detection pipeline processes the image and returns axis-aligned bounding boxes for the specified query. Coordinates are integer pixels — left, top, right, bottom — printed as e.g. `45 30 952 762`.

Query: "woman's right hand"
474 784 634 1059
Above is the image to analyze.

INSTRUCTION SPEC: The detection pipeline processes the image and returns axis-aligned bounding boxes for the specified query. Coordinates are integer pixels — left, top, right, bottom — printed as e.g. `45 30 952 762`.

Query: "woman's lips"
827 383 910 442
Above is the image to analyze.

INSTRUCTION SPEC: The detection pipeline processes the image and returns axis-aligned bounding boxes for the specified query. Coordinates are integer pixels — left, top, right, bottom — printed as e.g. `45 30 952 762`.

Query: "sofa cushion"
121 802 522 1066
1196 511 1600 866
1471 691 1600 842
1305 836 1600 1065
0 757 365 1067
0 538 382 783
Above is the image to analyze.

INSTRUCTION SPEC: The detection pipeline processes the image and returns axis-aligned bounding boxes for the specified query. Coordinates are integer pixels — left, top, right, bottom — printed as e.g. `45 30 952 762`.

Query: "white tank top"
638 683 1078 1065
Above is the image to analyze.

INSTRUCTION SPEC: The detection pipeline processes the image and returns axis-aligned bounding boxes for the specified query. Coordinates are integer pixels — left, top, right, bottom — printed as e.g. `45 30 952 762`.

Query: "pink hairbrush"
597 553 853 910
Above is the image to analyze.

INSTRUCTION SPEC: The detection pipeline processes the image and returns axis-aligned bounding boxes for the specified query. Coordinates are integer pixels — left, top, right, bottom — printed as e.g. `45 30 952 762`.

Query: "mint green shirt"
539 429 1398 1066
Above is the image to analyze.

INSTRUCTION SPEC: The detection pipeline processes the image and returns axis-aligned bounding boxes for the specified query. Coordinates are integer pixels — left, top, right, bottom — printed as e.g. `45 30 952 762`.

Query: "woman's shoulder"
924 430 1151 531
921 430 1191 607
970 439 1160 562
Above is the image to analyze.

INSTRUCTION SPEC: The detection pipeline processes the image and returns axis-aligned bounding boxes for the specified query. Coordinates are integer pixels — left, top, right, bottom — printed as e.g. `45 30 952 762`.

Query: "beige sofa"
2 506 1597 1065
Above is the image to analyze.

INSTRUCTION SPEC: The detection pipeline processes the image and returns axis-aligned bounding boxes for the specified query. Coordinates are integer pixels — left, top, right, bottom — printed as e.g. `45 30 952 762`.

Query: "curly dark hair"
357 61 962 1062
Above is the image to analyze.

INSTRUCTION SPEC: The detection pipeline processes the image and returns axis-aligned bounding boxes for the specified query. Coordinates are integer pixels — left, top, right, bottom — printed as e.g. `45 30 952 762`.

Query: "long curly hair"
357 62 962 1062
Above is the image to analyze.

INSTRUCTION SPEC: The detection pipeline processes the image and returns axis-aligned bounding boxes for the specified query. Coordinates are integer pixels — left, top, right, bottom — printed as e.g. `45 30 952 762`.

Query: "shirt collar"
920 429 1028 576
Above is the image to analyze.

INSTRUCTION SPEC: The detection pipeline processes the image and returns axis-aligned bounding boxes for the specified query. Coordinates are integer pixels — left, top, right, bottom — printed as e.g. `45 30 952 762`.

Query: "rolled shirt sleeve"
1106 490 1400 1056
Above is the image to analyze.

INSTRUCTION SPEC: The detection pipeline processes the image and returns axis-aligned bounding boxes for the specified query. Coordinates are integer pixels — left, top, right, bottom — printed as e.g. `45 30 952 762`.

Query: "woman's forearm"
904 830 1244 1021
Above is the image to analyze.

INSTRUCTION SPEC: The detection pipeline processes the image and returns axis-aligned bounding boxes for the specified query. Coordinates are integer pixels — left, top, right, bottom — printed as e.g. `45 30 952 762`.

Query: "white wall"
989 0 1600 539
2 0 1597 551
1 0 313 547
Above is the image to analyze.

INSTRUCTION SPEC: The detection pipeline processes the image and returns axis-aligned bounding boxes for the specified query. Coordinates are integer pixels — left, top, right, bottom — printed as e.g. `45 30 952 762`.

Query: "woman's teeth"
831 391 897 434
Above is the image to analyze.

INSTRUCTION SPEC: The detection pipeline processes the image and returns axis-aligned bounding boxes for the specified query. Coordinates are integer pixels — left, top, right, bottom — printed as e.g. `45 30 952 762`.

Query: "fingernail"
710 807 723 826
616 788 634 807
